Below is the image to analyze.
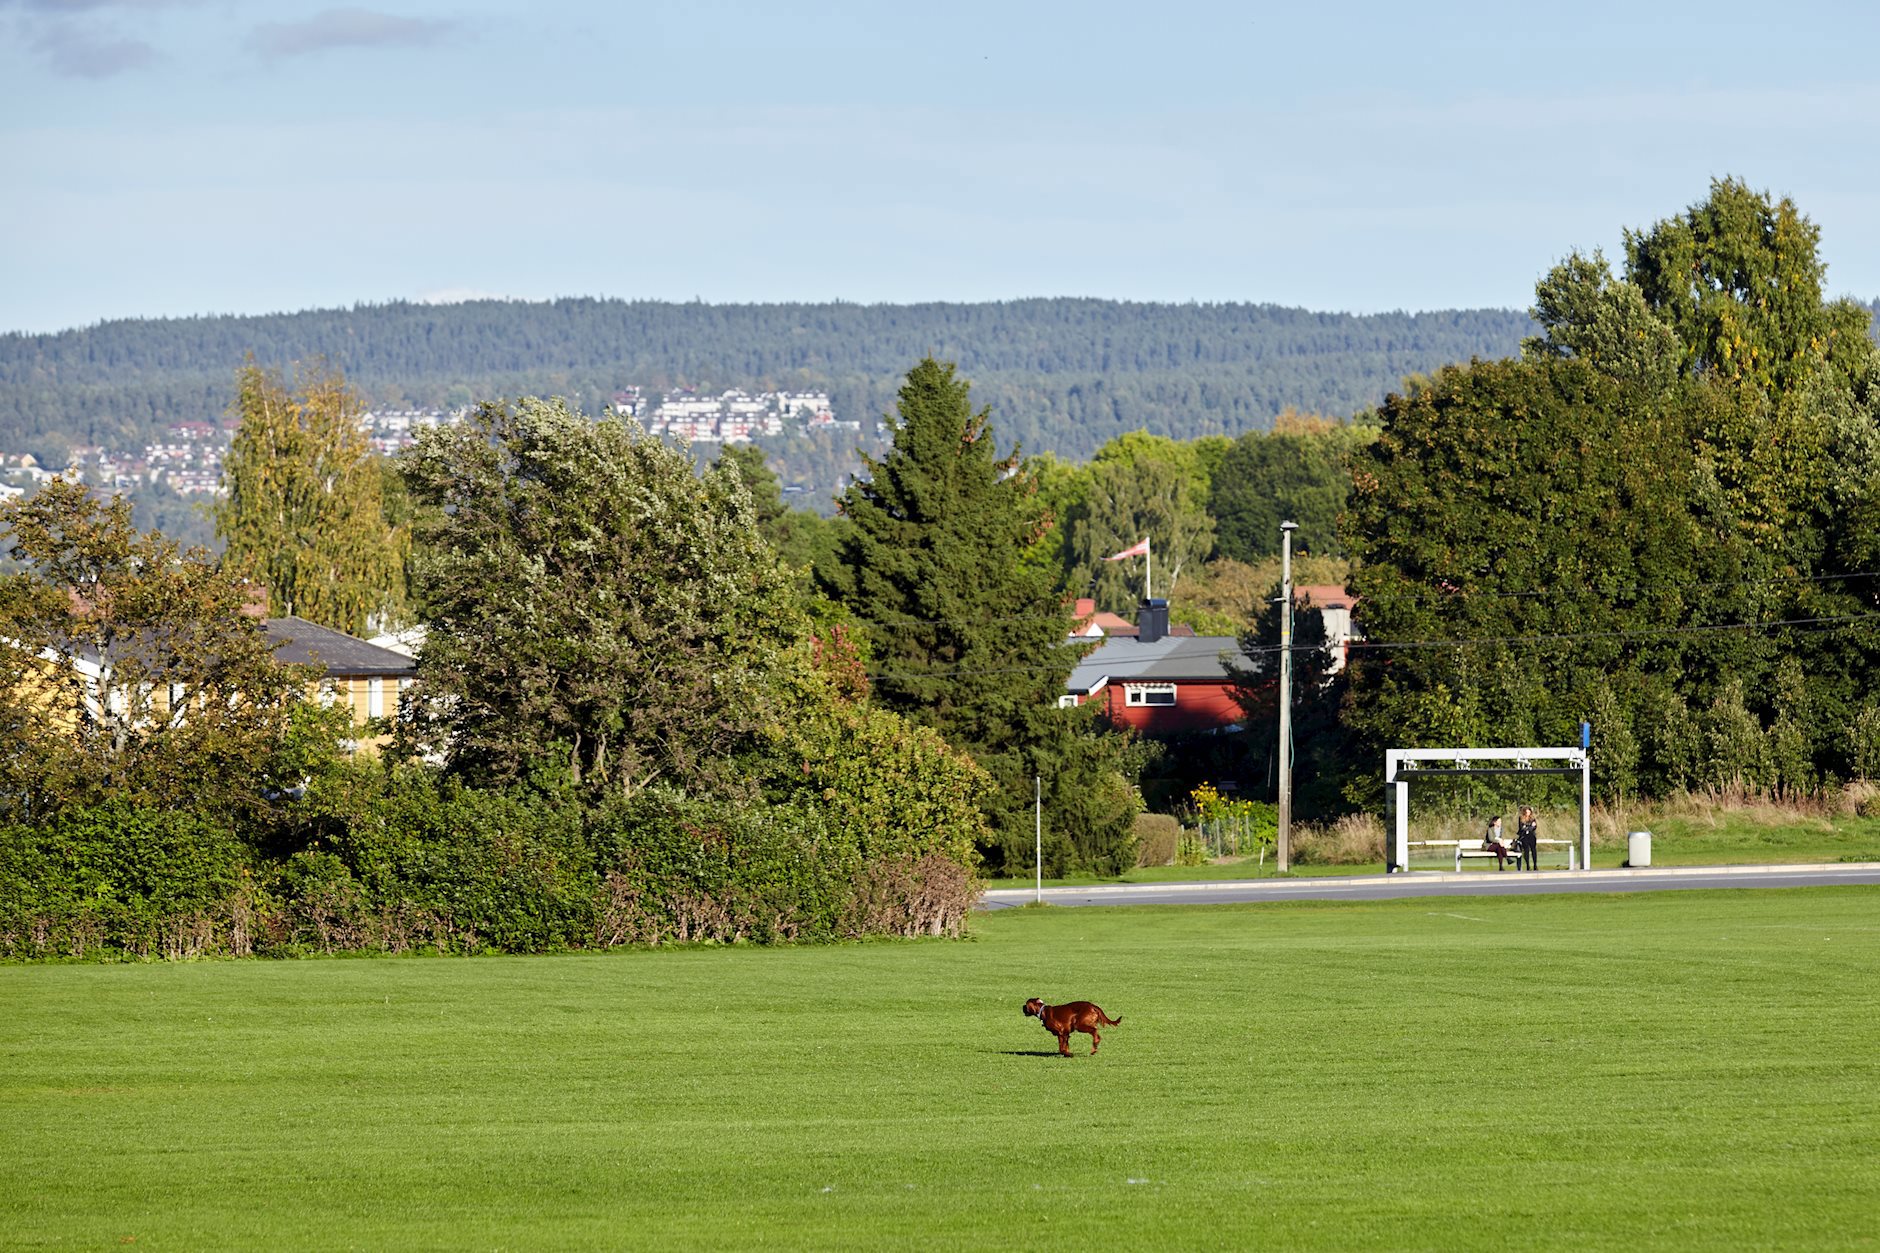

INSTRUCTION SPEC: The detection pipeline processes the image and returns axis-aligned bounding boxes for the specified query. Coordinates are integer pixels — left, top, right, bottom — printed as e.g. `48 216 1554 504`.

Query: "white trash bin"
1627 830 1652 868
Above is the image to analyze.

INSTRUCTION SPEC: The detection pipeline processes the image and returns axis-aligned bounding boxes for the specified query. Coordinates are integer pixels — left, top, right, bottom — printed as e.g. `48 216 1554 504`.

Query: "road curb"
980 861 1880 905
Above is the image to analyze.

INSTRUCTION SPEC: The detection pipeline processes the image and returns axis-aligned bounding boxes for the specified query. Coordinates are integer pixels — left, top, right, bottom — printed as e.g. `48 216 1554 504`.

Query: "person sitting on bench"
1481 814 1511 870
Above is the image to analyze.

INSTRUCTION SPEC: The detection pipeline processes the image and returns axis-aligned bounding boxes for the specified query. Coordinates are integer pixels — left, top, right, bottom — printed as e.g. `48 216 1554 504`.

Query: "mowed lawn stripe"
1 887 1875 1250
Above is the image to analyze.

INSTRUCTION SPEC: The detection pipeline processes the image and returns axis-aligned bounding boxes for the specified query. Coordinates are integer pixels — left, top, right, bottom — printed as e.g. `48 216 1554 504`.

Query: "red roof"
1070 597 1140 637
1296 584 1355 609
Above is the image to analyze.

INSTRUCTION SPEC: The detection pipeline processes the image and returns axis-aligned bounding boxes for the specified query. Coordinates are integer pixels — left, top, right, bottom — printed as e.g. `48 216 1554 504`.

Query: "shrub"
1292 813 1387 865
1134 813 1181 867
3 744 989 961
588 793 839 945
590 791 978 944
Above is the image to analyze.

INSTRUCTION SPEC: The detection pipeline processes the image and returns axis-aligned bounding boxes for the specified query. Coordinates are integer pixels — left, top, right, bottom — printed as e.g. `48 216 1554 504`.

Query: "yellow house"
5 611 416 758
260 616 417 739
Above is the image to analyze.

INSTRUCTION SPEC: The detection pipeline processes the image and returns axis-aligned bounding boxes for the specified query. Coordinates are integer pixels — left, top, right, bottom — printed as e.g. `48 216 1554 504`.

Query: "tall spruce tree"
824 359 1138 872
216 361 403 634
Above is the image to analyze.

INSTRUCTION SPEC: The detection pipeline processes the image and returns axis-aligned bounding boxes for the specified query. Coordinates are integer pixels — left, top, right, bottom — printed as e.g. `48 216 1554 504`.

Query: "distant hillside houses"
358 408 467 456
619 387 855 445
0 408 468 501
2 388 854 504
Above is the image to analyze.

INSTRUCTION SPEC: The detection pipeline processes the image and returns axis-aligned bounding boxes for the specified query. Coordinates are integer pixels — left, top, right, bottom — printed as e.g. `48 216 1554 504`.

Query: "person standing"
1515 806 1540 871
1482 815 1511 870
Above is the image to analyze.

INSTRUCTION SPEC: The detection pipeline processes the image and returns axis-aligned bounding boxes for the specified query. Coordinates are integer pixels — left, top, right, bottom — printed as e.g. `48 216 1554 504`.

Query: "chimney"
239 580 270 619
1137 597 1169 644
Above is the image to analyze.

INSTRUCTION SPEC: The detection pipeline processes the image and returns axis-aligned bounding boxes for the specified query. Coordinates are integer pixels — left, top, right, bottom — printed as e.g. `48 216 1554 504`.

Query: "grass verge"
998 795 1880 887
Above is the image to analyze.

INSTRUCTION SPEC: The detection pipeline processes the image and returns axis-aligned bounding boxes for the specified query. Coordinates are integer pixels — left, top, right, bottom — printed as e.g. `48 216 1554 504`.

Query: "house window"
367 678 384 720
1124 683 1177 707
1058 694 1080 709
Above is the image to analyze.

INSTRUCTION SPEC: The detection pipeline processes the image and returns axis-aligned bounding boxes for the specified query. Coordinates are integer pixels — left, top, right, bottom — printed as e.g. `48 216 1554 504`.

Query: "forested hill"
0 298 1535 461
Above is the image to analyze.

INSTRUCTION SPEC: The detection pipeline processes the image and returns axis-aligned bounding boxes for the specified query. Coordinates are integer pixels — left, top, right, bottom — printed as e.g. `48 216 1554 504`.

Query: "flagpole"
1146 537 1153 601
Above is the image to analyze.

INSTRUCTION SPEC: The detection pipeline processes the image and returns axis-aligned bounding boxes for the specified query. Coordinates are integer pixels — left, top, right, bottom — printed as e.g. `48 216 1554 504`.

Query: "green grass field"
4 888 1877 1249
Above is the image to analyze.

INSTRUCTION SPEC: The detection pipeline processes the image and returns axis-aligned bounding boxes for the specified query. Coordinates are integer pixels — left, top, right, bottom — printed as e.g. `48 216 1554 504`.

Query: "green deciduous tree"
1339 357 1767 806
1210 413 1372 563
401 397 802 798
1523 250 1682 394
1625 177 1876 394
1431 181 1880 796
1061 451 1216 609
0 479 337 821
712 442 846 578
217 361 404 634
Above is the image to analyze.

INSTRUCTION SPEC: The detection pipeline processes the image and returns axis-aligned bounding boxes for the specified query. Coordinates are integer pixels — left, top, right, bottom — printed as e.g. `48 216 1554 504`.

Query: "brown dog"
1023 997 1123 1056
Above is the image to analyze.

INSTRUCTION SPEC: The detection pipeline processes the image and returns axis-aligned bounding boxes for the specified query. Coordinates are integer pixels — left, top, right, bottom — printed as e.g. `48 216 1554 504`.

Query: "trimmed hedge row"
0 780 980 960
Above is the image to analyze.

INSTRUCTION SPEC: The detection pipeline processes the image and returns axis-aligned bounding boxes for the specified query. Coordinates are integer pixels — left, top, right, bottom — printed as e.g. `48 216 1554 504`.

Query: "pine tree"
824 358 1137 872
216 361 403 634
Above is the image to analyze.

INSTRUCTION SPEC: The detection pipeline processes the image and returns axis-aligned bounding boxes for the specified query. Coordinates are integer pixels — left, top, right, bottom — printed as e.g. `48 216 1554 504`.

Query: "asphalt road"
980 863 1880 910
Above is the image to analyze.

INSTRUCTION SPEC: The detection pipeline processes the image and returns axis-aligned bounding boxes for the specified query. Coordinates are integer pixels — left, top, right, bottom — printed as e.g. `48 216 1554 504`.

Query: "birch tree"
216 360 403 634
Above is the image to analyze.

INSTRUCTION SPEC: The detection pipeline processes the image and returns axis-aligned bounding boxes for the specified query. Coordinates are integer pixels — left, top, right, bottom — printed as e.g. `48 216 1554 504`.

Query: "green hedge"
1 771 983 960
0 804 250 959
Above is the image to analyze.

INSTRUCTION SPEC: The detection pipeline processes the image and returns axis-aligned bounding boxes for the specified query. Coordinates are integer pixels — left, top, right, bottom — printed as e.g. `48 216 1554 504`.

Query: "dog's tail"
1099 1011 1123 1026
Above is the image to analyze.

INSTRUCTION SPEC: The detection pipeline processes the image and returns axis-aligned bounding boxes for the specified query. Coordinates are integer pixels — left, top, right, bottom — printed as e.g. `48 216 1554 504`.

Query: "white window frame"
367 677 385 720
1124 683 1177 707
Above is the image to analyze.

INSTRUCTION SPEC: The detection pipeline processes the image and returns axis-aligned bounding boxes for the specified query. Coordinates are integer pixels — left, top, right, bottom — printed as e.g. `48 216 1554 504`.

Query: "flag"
1103 537 1150 562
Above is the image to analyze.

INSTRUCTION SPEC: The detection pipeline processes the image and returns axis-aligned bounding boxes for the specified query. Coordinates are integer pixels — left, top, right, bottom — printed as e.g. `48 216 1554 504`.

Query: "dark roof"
1065 634 1254 695
263 617 417 678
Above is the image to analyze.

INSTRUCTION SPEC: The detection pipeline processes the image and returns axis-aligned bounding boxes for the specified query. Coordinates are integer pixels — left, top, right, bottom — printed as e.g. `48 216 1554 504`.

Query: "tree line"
0 298 1535 474
1253 178 1880 813
15 348 1359 957
0 388 1000 958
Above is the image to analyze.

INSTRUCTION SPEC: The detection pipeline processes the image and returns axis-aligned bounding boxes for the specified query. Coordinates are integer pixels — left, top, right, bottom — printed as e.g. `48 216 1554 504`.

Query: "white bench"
1406 839 1578 871
1455 840 1513 869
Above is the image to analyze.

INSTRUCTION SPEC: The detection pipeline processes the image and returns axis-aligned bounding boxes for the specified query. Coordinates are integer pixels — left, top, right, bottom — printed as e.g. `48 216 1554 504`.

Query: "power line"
830 568 1880 635
860 611 1880 682
1337 610 1880 654
1350 567 1880 606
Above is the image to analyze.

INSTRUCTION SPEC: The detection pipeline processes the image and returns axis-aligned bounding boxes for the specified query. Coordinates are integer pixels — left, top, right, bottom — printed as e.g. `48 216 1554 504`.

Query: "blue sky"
5 0 1878 333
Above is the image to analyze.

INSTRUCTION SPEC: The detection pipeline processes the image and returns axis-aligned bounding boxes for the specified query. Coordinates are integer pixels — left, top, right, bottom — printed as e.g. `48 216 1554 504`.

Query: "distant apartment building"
358 408 465 455
638 388 830 445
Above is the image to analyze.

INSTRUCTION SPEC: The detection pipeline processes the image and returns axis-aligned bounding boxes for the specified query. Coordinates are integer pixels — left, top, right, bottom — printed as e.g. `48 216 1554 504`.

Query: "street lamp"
1277 520 1297 873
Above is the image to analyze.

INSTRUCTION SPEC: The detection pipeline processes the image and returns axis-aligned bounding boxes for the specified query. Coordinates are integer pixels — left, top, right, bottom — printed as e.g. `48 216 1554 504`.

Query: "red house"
1061 599 1255 735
